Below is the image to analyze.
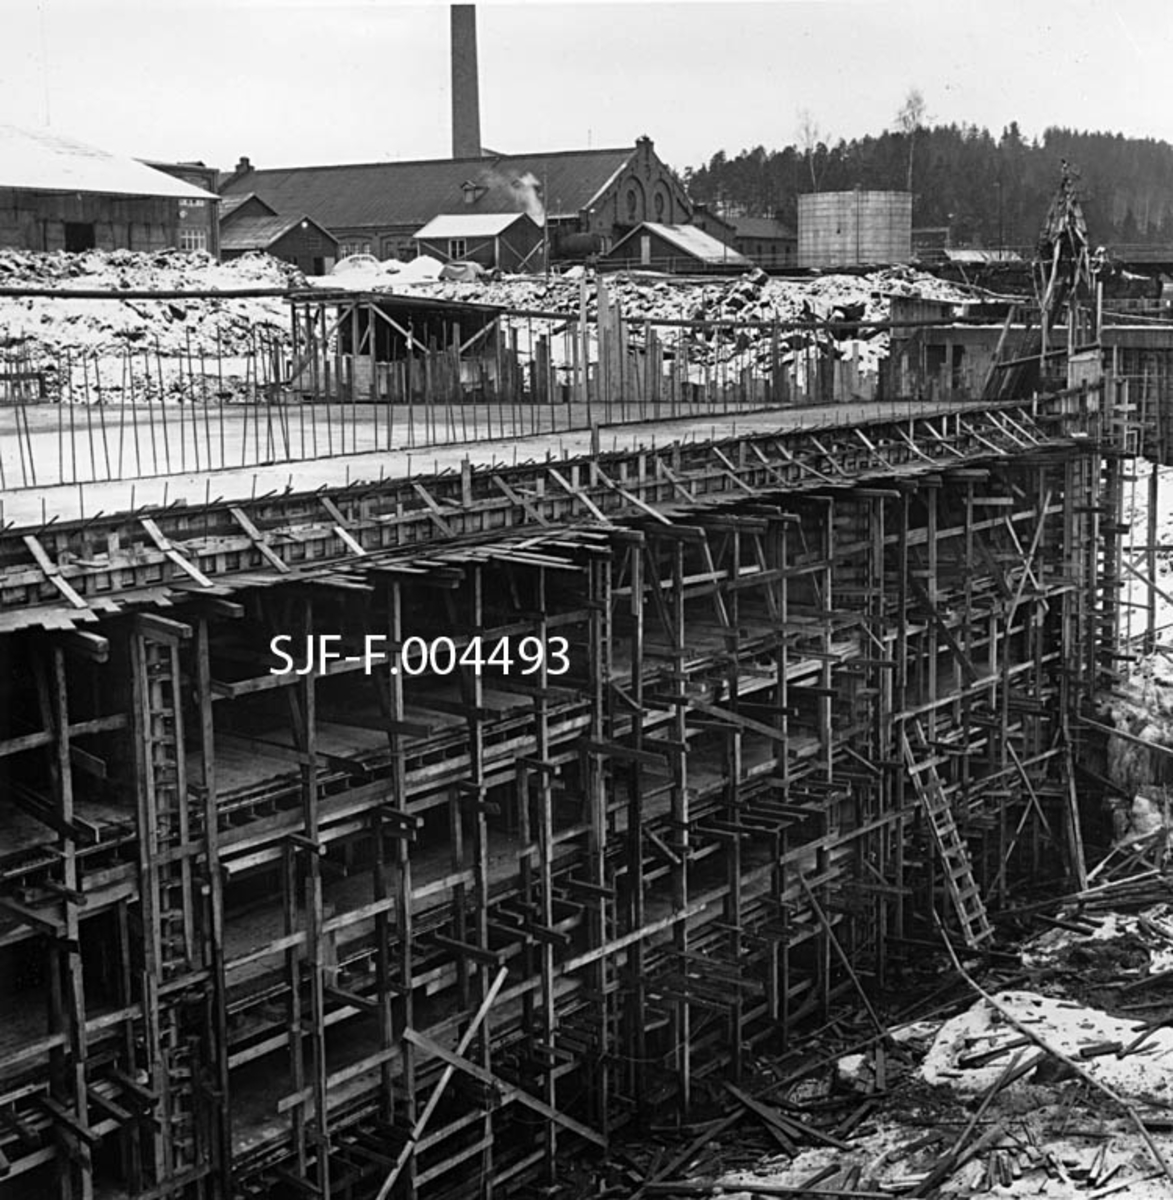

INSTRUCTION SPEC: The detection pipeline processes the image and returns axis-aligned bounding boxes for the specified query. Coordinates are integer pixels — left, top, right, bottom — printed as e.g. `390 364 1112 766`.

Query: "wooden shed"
220 213 338 275
412 212 544 273
603 221 751 274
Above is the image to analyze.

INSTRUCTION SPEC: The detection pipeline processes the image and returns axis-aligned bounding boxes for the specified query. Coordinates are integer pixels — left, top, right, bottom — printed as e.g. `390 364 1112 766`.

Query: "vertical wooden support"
723 524 744 1080
283 840 307 1175
389 578 417 1195
533 565 559 1184
669 537 691 1114
587 549 613 1134
468 565 494 1193
298 595 331 1195
46 645 92 1199
196 617 232 1195
625 533 647 1116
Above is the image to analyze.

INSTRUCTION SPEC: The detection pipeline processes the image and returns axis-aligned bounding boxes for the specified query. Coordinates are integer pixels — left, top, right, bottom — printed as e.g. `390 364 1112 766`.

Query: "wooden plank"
492 474 550 526
22 535 88 609
547 467 612 525
228 506 290 573
140 517 214 587
402 1029 607 1147
410 482 455 536
372 967 508 1199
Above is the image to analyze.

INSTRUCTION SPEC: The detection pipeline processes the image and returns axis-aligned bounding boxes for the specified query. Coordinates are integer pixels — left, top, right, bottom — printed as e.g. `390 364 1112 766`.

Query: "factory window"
448 238 467 260
179 228 208 252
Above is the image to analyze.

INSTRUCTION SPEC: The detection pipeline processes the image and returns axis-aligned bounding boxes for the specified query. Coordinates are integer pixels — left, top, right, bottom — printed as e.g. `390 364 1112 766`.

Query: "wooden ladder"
902 720 993 948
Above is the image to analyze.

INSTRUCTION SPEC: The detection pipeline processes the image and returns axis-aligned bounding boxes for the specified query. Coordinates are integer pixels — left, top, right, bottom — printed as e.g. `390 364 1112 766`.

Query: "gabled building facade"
0 124 219 254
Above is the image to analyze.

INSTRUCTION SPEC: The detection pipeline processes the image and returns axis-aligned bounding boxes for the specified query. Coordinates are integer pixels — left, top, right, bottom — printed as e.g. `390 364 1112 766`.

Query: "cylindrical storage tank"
798 190 912 268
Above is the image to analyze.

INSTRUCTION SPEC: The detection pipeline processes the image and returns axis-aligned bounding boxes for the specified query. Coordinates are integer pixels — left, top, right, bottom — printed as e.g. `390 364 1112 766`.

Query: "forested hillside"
684 125 1173 250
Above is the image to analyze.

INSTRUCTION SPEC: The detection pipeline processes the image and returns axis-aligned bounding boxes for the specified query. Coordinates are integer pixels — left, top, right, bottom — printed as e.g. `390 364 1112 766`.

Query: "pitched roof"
0 123 218 200
414 212 538 240
944 248 1023 264
611 222 751 266
220 192 276 220
221 146 637 229
730 215 795 240
220 214 335 252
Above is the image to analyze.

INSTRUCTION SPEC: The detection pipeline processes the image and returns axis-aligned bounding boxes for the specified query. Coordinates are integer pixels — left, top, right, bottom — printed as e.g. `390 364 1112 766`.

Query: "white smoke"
512 172 545 227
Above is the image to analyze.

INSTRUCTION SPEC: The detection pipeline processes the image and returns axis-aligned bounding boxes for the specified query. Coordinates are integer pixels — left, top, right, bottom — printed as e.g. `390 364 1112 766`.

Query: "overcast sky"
3 0 1171 175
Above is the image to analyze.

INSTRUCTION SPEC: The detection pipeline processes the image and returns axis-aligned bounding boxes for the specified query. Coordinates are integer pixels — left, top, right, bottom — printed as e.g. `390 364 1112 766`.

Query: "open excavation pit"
3 250 1173 1200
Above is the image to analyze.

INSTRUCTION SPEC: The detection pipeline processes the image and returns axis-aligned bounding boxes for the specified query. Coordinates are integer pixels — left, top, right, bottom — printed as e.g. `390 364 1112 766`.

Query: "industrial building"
219 138 693 267
0 124 220 254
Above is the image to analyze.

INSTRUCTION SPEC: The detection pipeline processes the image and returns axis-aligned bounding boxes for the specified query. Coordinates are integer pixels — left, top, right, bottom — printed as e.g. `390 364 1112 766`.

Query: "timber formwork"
0 387 1124 1198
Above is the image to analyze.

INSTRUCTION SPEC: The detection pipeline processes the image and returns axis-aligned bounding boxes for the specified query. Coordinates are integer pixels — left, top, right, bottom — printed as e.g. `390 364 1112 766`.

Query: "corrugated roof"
221 147 636 229
414 212 536 239
612 222 751 266
220 214 317 252
0 123 219 200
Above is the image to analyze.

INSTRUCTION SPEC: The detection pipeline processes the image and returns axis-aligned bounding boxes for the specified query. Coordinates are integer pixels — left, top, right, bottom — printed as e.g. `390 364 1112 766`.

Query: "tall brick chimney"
451 5 481 159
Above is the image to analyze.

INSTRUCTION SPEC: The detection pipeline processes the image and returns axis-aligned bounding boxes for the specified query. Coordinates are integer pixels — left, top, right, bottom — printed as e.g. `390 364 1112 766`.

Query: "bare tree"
894 87 928 192
797 108 823 192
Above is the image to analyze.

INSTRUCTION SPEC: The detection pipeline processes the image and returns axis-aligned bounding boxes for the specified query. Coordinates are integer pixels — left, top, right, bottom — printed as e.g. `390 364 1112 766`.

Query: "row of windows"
338 241 372 257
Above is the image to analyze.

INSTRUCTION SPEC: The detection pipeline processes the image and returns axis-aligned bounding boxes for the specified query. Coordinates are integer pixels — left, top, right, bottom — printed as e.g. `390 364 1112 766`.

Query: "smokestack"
451 5 481 160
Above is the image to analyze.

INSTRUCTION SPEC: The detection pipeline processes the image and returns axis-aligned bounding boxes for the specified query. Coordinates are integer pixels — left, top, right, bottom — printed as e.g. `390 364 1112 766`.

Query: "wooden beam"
402 1029 607 1147
140 517 214 588
372 967 508 1200
22 534 88 610
229 506 290 573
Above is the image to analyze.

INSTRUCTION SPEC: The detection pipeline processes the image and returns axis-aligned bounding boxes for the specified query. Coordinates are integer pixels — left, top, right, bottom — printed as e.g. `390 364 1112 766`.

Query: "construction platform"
0 373 1131 1198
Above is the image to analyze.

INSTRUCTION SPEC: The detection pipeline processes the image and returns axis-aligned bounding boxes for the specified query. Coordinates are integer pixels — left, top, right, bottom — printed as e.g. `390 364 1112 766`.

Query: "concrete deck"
0 398 998 529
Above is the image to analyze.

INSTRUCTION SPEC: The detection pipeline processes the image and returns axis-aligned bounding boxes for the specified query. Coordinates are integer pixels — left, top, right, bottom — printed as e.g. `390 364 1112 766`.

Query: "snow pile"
920 990 1173 1102
0 248 300 359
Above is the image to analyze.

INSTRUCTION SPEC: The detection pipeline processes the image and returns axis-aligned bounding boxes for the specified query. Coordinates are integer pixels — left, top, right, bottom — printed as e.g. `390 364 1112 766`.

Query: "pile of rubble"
425 265 969 372
323 258 972 373
0 248 300 359
595 888 1173 1199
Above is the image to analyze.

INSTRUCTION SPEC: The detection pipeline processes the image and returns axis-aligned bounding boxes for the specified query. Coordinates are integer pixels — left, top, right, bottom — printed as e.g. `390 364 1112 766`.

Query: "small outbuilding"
220 213 338 275
412 213 544 273
603 222 751 274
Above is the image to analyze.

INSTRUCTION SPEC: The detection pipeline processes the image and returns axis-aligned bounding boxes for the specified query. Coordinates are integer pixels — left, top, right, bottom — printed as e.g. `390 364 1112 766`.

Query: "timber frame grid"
0 381 1129 1199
